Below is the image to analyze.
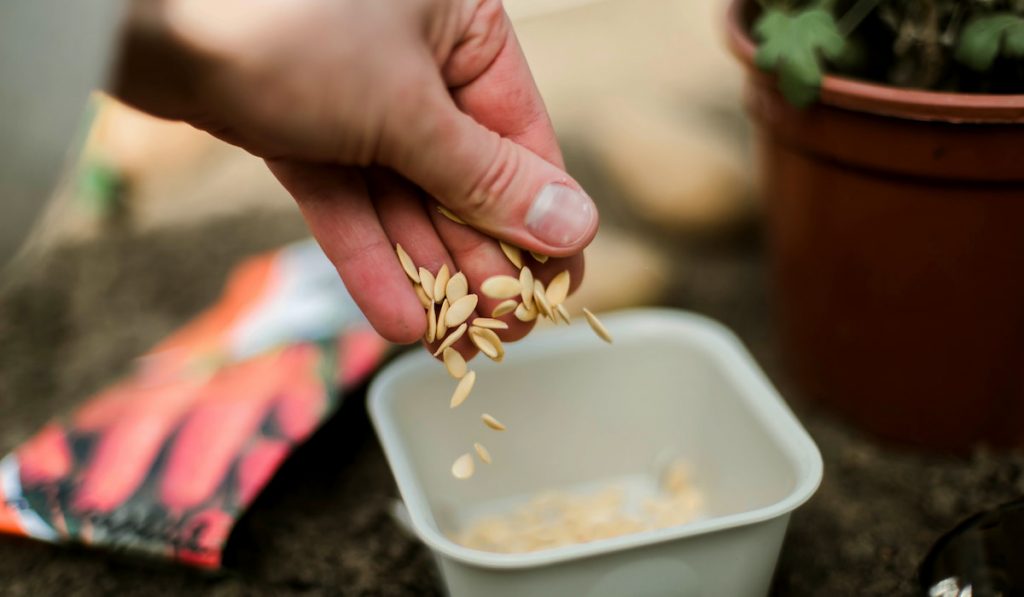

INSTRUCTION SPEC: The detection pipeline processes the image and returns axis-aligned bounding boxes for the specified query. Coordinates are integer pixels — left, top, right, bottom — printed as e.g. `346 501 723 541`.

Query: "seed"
450 370 476 408
425 304 437 343
438 205 466 225
395 244 420 283
474 442 492 464
419 268 436 302
492 299 518 317
583 308 613 343
452 453 475 479
530 251 549 263
434 264 450 304
519 267 535 309
472 317 509 330
482 413 506 431
515 302 538 322
446 272 468 302
533 280 553 319
434 323 468 356
500 242 523 269
437 299 450 337
555 303 571 325
481 275 521 300
414 285 432 308
446 294 478 328
546 270 570 306
443 347 467 379
470 326 504 361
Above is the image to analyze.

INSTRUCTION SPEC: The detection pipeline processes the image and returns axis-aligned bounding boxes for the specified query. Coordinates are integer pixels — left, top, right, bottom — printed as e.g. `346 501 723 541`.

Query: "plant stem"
837 0 884 36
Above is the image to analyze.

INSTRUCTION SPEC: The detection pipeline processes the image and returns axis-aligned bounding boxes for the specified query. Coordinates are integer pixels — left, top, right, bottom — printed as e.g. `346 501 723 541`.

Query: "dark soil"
2 209 1023 596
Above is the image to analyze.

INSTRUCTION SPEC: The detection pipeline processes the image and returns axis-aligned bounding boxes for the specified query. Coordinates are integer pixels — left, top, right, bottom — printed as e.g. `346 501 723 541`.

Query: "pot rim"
725 0 1024 123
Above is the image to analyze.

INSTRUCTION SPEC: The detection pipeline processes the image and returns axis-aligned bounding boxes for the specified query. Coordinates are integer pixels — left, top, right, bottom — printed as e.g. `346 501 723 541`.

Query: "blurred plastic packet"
0 239 390 568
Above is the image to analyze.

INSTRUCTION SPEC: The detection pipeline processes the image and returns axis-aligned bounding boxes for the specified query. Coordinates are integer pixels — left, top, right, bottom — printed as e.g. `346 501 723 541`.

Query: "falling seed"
519 267 535 309
474 442 492 464
414 285 432 308
533 280 553 319
425 304 437 343
515 302 538 322
437 299 450 337
472 317 509 330
446 272 468 302
546 271 571 306
443 348 467 379
482 414 506 431
583 308 613 343
434 264 450 304
481 275 521 300
434 323 468 356
450 370 476 408
492 299 518 317
470 326 504 361
438 205 467 225
419 268 436 302
499 242 523 269
530 251 549 263
395 244 420 283
452 453 475 479
446 294 479 328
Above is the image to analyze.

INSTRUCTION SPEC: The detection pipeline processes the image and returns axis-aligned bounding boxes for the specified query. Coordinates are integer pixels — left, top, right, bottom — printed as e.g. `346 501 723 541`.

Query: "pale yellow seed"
481 275 521 300
433 264 450 305
533 280 553 319
438 205 467 225
515 302 538 322
446 272 468 302
555 303 572 325
452 453 475 479
583 308 613 343
437 299 450 338
499 241 523 269
414 285 432 308
434 323 468 356
470 326 504 361
450 370 476 408
519 267 535 309
491 299 518 318
530 251 549 263
445 294 478 328
546 270 571 306
443 347 467 379
425 304 437 343
472 317 509 330
482 413 506 431
395 244 420 283
474 442 492 464
419 268 436 302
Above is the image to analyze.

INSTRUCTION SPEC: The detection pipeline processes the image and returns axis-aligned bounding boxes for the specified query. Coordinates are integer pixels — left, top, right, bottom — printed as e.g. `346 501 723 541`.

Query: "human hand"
113 0 597 347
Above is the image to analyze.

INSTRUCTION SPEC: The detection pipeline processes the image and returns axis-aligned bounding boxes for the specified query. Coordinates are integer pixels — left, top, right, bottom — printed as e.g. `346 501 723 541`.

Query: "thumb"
381 90 598 257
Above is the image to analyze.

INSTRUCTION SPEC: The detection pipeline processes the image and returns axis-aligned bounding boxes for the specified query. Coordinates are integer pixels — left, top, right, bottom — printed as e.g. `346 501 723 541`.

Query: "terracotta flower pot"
727 0 1024 452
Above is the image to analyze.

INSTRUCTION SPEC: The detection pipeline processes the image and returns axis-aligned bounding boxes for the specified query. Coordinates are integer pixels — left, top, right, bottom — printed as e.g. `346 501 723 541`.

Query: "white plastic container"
369 309 823 597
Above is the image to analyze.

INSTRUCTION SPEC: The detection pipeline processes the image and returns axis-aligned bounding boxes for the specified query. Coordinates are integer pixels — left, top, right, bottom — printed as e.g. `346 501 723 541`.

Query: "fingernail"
525 183 596 248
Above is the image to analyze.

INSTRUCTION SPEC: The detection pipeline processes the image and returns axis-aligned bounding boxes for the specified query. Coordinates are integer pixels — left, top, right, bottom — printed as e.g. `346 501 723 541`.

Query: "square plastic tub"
368 309 823 597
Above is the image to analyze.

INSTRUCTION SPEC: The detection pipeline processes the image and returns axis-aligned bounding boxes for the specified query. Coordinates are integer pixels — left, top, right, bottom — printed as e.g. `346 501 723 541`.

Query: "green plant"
752 0 1024 106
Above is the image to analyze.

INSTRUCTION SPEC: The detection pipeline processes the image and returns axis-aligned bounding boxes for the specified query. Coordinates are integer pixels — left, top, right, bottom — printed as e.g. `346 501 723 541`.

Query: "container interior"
374 312 806 546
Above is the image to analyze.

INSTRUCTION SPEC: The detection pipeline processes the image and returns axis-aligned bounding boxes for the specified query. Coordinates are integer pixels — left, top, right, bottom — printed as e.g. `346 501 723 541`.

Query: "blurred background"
2 0 1024 595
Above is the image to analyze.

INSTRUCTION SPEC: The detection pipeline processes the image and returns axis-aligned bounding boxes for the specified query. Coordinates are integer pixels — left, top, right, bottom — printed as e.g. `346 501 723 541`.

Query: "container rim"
725 0 1024 123
368 308 824 570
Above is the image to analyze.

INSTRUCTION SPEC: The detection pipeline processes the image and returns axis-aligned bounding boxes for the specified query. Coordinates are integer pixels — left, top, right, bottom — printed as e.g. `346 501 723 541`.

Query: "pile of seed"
394 218 612 480
454 461 704 553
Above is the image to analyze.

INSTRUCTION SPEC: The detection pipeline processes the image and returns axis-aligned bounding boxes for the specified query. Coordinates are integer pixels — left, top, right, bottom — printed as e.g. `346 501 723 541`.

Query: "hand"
113 0 597 347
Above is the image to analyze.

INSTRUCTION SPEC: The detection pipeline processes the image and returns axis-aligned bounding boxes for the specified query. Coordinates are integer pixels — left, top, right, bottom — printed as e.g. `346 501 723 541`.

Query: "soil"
2 209 1024 596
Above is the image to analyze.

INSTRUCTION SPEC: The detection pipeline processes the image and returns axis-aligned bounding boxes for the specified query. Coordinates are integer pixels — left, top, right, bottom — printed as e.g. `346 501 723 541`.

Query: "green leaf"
956 13 1024 70
753 8 845 107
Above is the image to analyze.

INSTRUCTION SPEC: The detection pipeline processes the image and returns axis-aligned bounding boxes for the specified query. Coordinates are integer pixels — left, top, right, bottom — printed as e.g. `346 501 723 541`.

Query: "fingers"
267 160 425 344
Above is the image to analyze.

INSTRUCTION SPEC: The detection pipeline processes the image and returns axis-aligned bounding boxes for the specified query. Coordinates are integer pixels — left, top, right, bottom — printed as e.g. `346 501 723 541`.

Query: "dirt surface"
2 209 1024 596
